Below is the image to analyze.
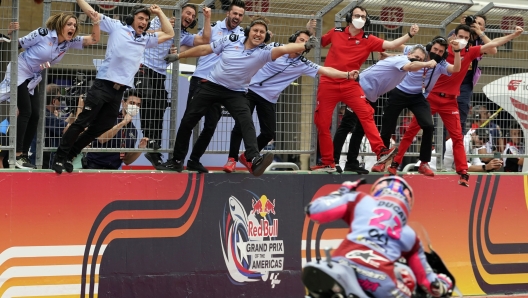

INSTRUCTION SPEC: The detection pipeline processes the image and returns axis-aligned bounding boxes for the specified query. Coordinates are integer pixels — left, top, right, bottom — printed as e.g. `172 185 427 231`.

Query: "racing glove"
304 35 319 51
430 273 453 297
164 54 179 63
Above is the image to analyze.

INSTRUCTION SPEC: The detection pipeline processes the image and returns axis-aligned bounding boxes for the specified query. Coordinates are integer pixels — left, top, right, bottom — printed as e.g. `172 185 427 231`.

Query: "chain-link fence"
0 0 527 172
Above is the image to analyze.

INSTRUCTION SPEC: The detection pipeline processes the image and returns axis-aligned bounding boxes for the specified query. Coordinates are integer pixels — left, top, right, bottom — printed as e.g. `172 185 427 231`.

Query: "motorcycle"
302 221 462 298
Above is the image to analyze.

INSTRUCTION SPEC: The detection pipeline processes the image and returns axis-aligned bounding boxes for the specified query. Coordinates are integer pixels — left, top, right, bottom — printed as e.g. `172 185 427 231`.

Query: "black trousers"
173 81 259 161
228 89 276 160
16 80 39 154
56 79 125 160
187 76 223 162
380 88 434 162
333 101 376 166
135 66 168 146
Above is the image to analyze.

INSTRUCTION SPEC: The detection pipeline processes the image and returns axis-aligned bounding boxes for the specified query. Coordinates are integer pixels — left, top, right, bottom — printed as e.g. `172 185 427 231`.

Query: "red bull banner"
0 172 525 297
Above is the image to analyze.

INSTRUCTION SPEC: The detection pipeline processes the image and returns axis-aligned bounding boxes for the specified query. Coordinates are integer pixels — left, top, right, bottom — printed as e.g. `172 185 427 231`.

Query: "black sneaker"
15 155 36 169
335 165 343 173
156 159 183 172
64 159 74 173
343 164 369 174
250 153 274 177
52 155 65 174
186 159 209 173
145 152 163 167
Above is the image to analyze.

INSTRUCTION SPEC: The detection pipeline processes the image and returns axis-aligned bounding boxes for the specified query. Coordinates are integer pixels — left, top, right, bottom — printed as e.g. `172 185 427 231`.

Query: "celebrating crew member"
392 25 524 186
312 5 419 172
52 0 174 174
0 8 100 169
160 16 321 176
139 4 212 167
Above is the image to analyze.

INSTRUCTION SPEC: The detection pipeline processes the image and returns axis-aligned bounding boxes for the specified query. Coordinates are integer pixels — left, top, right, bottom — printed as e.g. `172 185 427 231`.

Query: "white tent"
482 73 528 171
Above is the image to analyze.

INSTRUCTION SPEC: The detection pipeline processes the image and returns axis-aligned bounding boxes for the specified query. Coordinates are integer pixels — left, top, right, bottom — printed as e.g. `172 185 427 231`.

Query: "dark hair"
228 0 246 11
181 3 198 15
46 83 62 105
455 24 471 35
131 5 151 19
123 89 141 101
431 36 448 47
475 14 487 25
296 30 312 38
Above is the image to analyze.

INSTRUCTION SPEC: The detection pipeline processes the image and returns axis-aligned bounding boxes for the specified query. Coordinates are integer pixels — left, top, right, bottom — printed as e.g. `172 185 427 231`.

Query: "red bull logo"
251 195 276 217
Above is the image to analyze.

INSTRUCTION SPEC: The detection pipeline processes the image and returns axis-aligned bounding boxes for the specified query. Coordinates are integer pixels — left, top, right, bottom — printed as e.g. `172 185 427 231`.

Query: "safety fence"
0 0 527 171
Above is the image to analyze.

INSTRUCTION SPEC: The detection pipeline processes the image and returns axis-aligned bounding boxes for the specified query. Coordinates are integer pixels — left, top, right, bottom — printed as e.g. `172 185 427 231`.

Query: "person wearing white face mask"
83 89 148 170
311 5 420 173
447 15 491 135
392 24 524 187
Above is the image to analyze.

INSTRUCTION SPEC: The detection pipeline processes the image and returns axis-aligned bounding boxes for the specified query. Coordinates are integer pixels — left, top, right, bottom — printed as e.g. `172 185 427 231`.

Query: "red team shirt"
431 45 482 96
321 26 384 83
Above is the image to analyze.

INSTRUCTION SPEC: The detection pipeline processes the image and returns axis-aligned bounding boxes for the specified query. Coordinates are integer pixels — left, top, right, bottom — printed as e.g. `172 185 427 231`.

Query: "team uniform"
382 45 451 167
307 187 445 298
187 19 244 162
85 114 138 169
334 55 412 170
55 14 159 166
220 47 320 163
447 29 484 134
0 29 83 165
315 26 388 168
135 17 195 150
170 35 274 167
394 45 482 174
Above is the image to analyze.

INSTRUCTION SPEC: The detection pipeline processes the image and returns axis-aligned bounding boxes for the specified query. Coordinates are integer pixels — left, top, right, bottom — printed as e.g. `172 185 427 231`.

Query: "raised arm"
446 40 461 73
97 114 132 144
193 7 211 46
402 60 437 72
76 0 97 20
150 5 175 43
82 11 100 46
481 26 524 54
270 35 318 60
164 43 213 62
382 24 419 50
318 67 359 80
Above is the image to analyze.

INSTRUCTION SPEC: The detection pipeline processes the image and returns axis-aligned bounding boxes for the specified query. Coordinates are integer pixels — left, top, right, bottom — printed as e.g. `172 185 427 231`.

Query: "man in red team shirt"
311 5 419 172
393 24 524 187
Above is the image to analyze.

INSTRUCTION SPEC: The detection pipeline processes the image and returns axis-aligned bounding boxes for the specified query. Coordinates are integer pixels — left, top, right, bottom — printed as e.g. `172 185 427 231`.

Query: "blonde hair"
45 13 79 39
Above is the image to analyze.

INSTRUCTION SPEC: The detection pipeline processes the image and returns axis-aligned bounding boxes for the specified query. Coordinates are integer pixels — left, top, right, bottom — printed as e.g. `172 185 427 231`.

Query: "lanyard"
421 65 436 94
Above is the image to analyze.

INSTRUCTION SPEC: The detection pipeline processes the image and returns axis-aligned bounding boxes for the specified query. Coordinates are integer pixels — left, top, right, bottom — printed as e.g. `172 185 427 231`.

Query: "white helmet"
370 176 414 213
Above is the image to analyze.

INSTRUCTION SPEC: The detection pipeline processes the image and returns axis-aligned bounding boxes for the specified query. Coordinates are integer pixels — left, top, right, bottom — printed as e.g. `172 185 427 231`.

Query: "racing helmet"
370 176 414 212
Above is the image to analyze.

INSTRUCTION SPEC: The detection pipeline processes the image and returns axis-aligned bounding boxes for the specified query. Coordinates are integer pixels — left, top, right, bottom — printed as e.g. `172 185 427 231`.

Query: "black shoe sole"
186 162 209 173
251 153 274 177
52 164 63 174
344 168 370 174
155 166 183 172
